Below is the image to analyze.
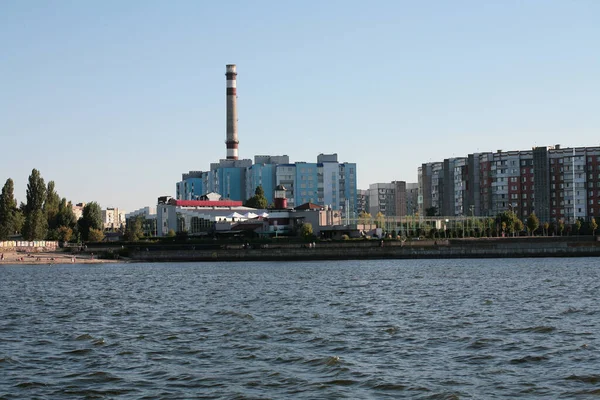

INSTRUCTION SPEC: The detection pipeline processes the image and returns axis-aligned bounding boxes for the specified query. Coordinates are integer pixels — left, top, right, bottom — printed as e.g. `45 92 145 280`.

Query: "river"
1 258 599 398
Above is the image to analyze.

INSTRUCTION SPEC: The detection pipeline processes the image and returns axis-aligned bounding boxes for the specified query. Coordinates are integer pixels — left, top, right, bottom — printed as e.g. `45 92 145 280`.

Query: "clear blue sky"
2 1 599 211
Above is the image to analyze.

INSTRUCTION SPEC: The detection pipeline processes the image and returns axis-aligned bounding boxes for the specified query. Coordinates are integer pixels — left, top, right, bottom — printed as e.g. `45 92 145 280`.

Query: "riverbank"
128 237 600 262
0 251 122 265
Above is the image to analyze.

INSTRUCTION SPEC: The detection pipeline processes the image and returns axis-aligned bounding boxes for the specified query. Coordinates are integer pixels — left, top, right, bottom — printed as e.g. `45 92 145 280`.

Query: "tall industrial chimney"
225 64 238 160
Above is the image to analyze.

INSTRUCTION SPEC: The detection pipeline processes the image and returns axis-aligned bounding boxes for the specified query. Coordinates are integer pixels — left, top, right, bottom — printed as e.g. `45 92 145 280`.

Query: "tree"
0 178 17 240
56 199 77 229
298 222 313 239
375 212 385 228
88 228 105 242
425 206 438 217
497 210 520 237
575 219 582 235
543 222 550 236
43 181 61 233
23 169 47 240
78 202 103 241
57 226 73 242
591 217 598 236
358 211 372 225
558 220 565 236
13 208 25 236
167 229 176 237
526 212 540 236
514 219 524 235
124 216 144 241
244 186 268 209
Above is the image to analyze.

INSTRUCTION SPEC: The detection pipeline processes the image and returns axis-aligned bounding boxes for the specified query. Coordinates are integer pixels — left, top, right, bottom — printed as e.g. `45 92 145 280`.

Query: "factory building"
175 64 358 216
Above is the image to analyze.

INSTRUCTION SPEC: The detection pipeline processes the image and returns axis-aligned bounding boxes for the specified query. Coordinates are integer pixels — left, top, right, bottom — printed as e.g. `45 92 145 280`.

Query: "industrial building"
175 65 358 216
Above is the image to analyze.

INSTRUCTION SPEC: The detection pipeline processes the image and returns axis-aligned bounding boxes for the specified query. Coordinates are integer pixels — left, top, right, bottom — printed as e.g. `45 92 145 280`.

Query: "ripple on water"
509 355 549 364
565 374 600 384
1 259 599 399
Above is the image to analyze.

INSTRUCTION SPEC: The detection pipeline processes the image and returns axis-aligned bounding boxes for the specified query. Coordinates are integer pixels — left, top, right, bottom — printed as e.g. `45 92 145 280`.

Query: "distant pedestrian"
0 253 3 261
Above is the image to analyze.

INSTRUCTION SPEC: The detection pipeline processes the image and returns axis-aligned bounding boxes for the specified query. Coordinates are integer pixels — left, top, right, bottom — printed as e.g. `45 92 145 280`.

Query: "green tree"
558 220 565 236
0 178 17 240
56 199 77 229
298 222 313 239
358 211 372 225
23 169 48 240
244 186 268 209
497 210 520 237
514 219 524 235
78 202 103 241
591 217 598 236
526 212 540 236
43 181 61 232
125 216 144 241
13 208 25 235
543 222 550 236
375 212 385 228
575 219 582 235
88 228 105 242
57 226 73 242
167 229 176 237
425 206 438 217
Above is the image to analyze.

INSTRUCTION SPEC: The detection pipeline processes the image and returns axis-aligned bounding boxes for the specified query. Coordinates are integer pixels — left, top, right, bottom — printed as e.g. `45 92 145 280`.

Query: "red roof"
170 200 243 207
295 202 323 210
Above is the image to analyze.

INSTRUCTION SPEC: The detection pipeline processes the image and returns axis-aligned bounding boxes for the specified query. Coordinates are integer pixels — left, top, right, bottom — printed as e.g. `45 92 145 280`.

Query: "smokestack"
225 64 238 160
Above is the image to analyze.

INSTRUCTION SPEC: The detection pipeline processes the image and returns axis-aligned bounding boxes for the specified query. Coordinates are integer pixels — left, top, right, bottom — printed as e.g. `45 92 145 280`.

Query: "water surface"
1 258 599 398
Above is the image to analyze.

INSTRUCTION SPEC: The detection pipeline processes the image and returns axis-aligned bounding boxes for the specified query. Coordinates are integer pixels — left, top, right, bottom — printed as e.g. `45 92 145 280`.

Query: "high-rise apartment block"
366 181 419 217
418 145 600 223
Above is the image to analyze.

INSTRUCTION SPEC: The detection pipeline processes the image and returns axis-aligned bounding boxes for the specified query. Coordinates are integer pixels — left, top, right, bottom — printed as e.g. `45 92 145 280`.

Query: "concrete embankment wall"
131 238 600 262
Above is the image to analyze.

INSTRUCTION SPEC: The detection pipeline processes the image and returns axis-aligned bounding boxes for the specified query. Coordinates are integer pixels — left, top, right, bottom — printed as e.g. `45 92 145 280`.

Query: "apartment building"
418 145 600 223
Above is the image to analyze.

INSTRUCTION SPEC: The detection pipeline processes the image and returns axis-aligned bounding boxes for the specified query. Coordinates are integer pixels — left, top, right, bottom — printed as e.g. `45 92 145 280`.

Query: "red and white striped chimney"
225 64 238 160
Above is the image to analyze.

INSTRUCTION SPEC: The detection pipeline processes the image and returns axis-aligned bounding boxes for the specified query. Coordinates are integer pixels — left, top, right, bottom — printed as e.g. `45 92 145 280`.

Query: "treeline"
358 210 598 239
0 169 105 242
